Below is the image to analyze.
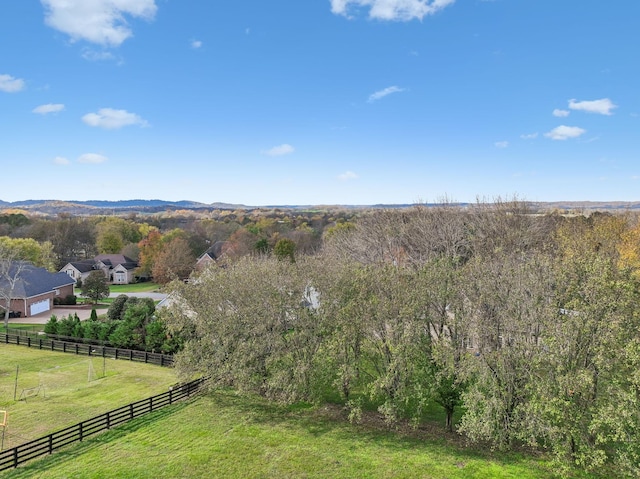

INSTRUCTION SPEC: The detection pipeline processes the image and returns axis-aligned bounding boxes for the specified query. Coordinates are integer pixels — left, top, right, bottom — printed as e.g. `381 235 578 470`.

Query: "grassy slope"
3 390 598 479
0 344 176 448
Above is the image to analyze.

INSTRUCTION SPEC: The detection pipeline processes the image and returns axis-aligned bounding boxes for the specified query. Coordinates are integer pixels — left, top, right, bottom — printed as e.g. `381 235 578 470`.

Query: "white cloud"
78 153 108 164
368 86 405 102
553 109 570 117
494 141 509 149
81 49 117 61
568 98 617 116
41 0 157 47
331 0 455 21
0 74 25 93
338 171 359 181
33 103 65 114
544 125 586 141
520 132 538 140
191 40 202 49
263 144 295 156
82 108 148 129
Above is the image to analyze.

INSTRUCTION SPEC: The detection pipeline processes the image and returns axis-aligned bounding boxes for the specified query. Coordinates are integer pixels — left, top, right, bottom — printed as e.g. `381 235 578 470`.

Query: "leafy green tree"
274 238 296 262
165 256 328 402
107 295 129 320
81 270 110 304
44 315 58 335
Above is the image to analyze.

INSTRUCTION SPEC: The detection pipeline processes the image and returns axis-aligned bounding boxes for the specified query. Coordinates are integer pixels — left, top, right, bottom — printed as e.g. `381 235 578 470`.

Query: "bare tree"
0 246 26 328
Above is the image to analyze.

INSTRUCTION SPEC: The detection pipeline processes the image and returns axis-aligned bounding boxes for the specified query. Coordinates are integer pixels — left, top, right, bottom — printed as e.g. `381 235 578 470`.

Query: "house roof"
198 241 228 262
66 261 95 273
1 262 75 299
95 254 137 267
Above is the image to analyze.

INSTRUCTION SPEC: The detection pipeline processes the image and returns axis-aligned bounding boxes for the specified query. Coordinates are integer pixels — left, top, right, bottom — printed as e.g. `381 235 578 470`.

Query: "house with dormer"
60 254 138 285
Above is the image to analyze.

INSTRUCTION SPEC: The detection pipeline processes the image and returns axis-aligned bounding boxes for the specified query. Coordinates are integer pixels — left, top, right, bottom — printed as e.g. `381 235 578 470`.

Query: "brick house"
0 262 75 317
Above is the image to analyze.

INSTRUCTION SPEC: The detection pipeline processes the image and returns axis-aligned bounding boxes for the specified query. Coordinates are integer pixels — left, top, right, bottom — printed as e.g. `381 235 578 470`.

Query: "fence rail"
0 377 208 471
1 333 173 367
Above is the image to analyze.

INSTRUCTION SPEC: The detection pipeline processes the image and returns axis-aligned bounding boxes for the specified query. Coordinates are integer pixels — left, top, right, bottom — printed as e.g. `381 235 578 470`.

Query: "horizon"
1 1 639 205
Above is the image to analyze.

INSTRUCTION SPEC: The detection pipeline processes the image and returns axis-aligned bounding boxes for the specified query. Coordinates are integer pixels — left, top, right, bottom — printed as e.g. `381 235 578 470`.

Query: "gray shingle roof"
1 262 75 299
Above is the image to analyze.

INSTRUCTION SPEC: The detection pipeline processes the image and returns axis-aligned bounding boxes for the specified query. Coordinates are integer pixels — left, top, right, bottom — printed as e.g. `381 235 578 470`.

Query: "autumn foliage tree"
152 237 196 284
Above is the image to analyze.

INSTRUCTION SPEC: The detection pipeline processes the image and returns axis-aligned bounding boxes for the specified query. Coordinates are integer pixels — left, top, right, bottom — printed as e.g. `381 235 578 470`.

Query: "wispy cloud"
53 156 70 165
191 39 203 49
338 171 359 181
553 109 570 117
544 125 586 141
78 153 108 164
33 103 65 115
520 132 538 140
331 0 456 21
81 49 117 62
368 86 405 103
568 98 617 116
494 141 509 149
41 0 157 47
82 108 148 129
0 74 25 93
262 144 295 156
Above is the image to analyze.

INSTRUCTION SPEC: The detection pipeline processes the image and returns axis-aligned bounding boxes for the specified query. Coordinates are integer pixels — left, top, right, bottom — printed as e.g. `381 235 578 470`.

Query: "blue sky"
1 1 638 206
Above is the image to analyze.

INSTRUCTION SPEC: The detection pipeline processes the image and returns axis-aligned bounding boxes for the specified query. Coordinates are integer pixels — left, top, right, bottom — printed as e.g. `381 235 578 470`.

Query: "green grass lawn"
108 282 162 294
2 390 601 479
0 344 176 449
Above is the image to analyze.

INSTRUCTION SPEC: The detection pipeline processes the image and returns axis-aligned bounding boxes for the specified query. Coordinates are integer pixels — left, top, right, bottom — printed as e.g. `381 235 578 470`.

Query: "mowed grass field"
2 390 600 479
0 344 177 449
108 282 162 294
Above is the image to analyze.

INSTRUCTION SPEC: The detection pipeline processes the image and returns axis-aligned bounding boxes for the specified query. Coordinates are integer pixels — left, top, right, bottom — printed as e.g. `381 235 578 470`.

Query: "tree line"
0 209 351 283
162 200 640 477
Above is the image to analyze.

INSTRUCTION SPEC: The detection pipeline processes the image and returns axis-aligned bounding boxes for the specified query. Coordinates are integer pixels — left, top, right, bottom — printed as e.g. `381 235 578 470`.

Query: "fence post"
150 396 153 412
39 338 42 350
63 343 66 353
130 404 134 420
27 337 31 348
106 411 111 429
16 336 19 346
145 352 148 363
13 446 18 468
49 435 53 454
75 344 79 355
79 423 83 442
129 350 133 361
115 349 118 360
169 388 173 405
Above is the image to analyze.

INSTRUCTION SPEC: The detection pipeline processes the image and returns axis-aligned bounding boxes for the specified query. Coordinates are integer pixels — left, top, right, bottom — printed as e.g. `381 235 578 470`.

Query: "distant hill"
1 198 640 216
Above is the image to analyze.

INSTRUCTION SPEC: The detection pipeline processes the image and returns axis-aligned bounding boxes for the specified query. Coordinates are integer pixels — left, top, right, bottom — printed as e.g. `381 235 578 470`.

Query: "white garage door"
30 300 50 316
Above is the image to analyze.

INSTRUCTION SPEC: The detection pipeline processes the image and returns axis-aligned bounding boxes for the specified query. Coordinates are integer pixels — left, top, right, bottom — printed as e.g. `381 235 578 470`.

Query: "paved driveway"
9 305 96 325
8 292 168 325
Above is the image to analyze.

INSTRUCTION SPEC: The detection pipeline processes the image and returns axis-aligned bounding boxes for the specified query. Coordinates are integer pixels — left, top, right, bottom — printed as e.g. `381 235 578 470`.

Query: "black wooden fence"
1 333 173 367
0 376 208 471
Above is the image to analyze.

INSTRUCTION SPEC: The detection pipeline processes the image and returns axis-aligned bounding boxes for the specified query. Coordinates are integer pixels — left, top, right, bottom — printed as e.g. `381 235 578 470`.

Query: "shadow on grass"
205 389 554 474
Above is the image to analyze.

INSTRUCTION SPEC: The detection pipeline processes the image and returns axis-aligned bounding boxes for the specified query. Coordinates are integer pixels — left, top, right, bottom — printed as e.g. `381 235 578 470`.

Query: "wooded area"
160 200 640 478
2 201 640 476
